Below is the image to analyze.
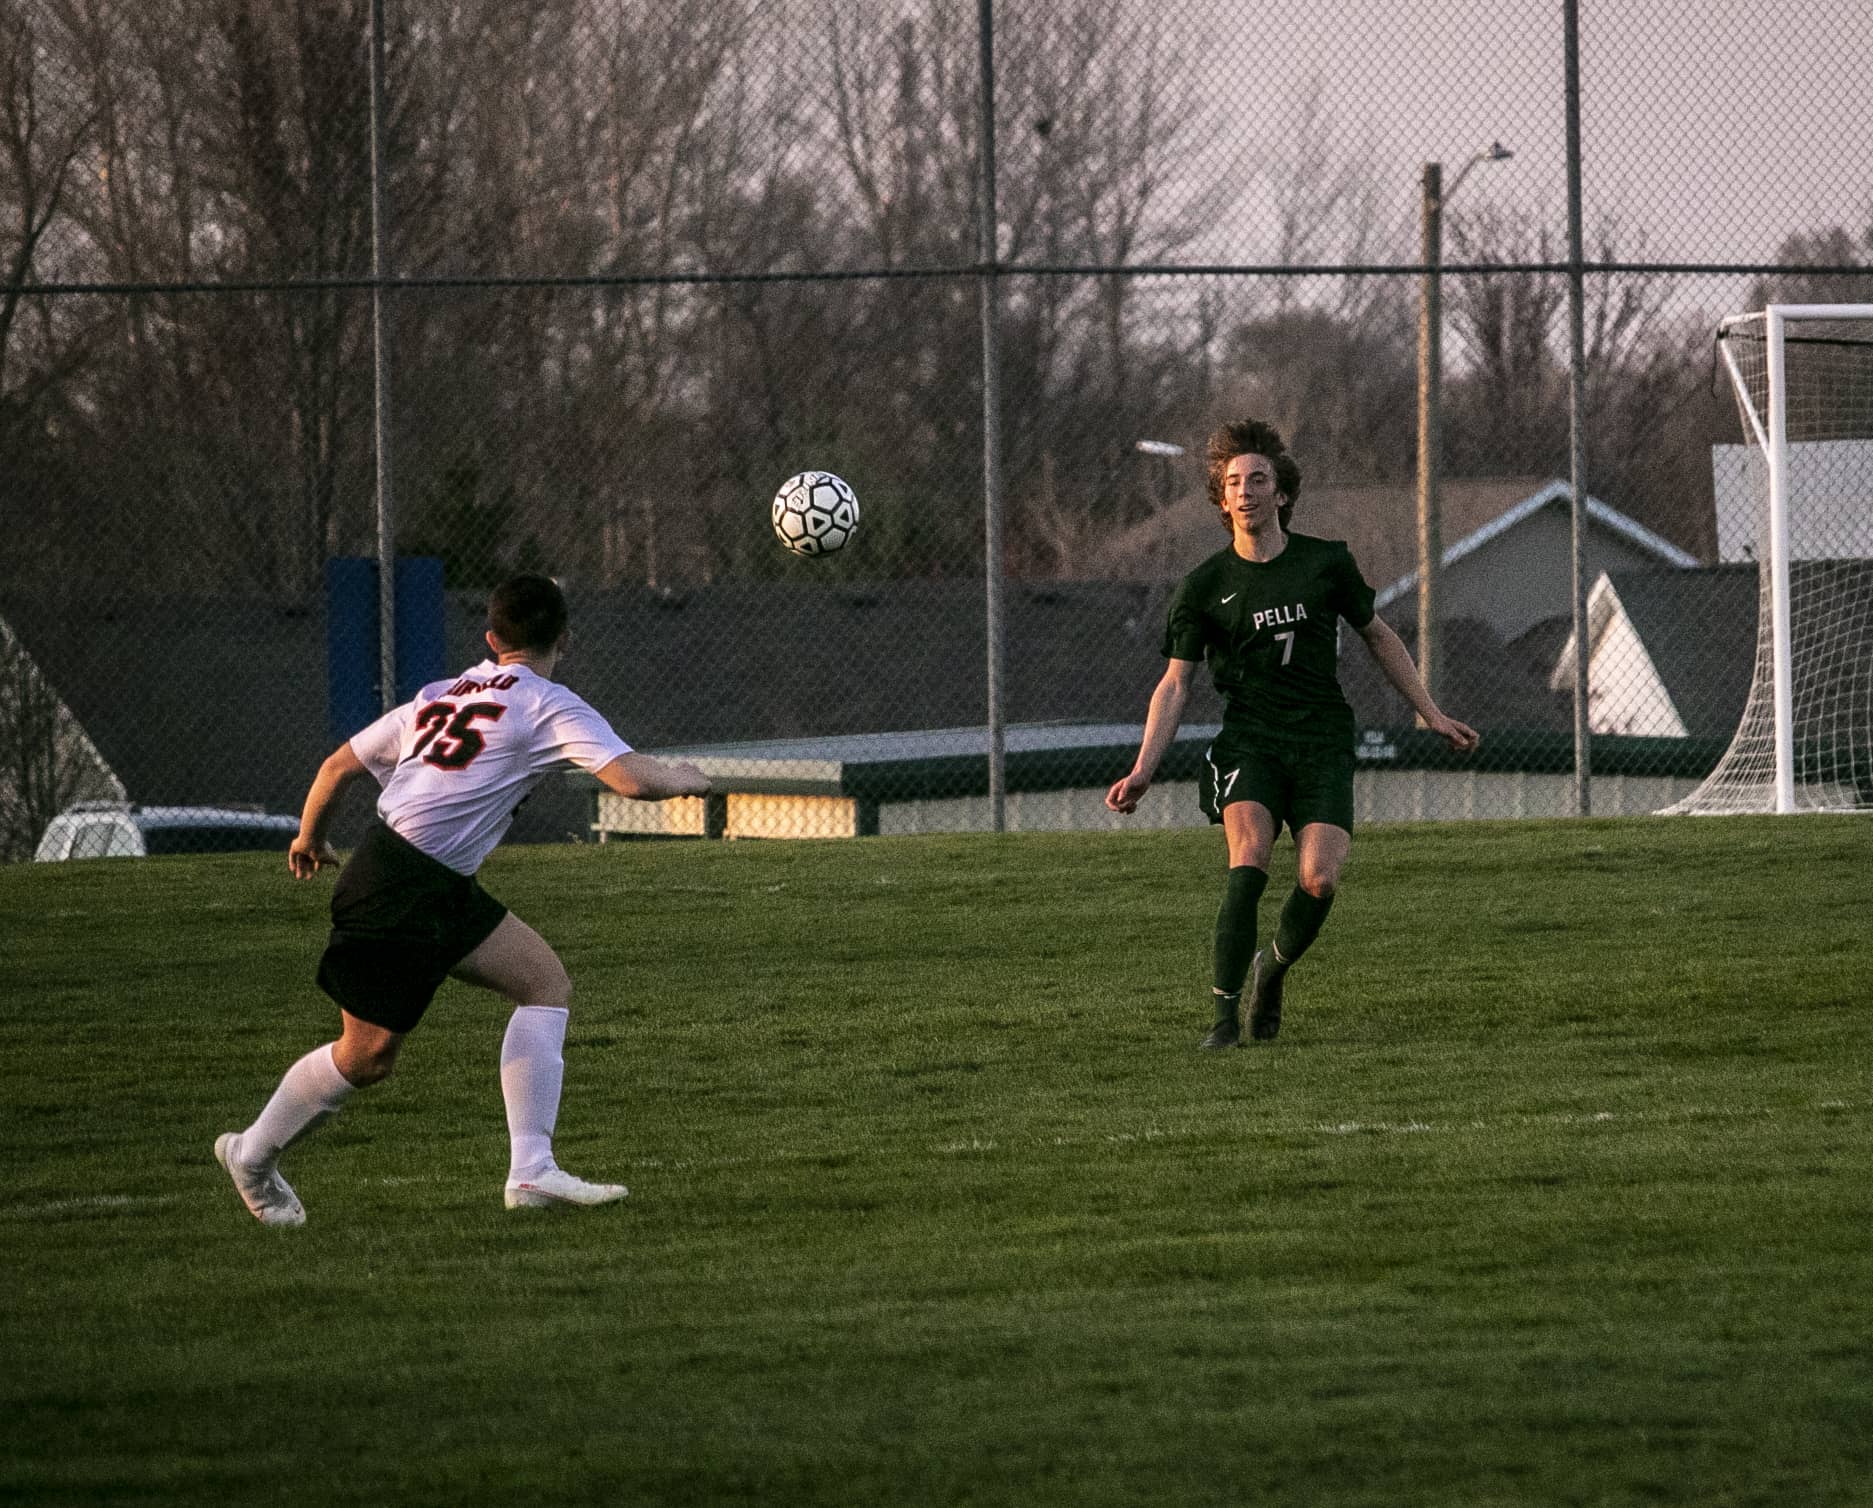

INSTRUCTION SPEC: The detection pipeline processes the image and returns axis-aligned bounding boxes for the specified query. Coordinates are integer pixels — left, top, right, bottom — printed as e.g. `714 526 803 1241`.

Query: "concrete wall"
876 771 1701 833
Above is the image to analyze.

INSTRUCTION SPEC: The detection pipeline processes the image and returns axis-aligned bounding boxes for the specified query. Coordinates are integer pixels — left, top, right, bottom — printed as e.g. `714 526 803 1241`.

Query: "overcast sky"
1156 0 1872 268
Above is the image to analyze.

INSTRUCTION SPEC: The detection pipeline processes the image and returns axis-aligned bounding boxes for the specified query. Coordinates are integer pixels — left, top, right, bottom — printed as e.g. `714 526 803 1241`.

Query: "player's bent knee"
335 1043 399 1087
525 942 572 1004
506 953 571 1008
334 1013 405 1086
533 966 572 1009
1297 870 1340 899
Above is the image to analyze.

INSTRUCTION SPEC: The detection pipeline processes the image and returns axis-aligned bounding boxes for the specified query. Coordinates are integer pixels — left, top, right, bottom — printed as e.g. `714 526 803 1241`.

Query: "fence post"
1415 161 1443 705
976 0 1007 832
368 0 399 715
1563 0 1592 817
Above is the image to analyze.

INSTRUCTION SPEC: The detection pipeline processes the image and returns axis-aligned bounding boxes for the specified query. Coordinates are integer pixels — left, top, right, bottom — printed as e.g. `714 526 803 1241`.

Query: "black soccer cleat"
1247 950 1286 1041
1199 1016 1242 1050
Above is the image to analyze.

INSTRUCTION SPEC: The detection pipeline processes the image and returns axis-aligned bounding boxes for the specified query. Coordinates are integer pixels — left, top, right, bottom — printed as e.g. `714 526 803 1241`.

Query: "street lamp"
1416 141 1512 706
1135 439 1186 512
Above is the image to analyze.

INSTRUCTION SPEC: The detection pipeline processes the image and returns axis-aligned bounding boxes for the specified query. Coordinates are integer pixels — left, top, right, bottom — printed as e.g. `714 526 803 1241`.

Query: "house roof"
1373 481 1700 611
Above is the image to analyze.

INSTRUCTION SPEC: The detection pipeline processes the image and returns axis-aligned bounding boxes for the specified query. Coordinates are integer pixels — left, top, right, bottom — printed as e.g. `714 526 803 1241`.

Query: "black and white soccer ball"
771 471 860 557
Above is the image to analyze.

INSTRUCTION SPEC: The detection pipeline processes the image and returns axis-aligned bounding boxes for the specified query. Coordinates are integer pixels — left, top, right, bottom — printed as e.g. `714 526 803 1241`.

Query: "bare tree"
386 0 758 587
1165 89 1405 500
1441 208 1569 477
1439 209 1716 553
1753 225 1873 311
1257 81 1385 285
798 0 1245 575
1215 290 1418 487
1 0 382 597
0 2 100 405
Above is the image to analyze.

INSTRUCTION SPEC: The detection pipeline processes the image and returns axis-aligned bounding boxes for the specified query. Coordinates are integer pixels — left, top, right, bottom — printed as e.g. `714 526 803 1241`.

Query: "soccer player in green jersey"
1106 418 1479 1048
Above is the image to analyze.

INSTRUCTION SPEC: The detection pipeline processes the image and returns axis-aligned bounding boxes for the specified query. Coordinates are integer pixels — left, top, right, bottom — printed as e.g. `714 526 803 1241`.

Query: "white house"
1546 567 1758 739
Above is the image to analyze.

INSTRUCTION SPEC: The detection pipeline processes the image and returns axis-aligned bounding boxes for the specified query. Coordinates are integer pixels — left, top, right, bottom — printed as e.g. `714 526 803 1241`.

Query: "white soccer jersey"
349 660 631 875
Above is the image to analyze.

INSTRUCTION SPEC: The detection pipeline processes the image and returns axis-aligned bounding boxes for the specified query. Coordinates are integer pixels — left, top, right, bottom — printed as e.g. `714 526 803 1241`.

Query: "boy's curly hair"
1205 419 1301 531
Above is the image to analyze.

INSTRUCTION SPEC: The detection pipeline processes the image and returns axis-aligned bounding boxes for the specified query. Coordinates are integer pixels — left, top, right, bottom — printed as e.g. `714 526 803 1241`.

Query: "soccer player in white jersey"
215 574 711 1226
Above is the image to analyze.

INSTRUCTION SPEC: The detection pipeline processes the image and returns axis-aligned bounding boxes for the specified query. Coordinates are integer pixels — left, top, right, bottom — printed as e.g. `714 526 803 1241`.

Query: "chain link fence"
4 0 1871 857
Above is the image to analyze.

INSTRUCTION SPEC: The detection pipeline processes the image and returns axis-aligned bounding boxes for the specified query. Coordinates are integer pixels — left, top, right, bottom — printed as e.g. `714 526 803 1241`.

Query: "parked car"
34 801 301 861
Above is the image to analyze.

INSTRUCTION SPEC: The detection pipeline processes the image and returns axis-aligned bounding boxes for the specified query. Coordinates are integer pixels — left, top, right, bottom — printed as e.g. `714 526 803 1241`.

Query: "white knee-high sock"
240 1043 355 1167
501 1005 569 1180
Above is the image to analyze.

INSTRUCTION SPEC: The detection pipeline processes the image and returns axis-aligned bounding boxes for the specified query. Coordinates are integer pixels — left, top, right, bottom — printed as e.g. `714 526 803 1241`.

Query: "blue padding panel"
325 557 446 743
393 555 446 703
326 557 380 745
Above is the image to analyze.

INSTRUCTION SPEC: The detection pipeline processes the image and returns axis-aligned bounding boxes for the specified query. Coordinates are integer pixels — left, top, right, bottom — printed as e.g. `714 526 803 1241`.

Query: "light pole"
1416 142 1512 706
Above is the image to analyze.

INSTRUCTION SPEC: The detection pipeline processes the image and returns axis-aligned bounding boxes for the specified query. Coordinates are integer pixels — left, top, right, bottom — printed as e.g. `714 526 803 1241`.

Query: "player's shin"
239 1042 355 1166
1212 865 1269 1015
500 1005 569 1179
1272 887 1335 969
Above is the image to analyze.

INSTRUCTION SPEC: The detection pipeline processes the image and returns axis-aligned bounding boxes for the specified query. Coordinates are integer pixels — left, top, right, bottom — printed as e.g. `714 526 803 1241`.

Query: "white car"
35 801 301 861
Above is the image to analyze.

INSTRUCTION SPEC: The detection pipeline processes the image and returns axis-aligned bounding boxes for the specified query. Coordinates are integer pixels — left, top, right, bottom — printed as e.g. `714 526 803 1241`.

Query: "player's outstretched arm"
1355 618 1480 753
596 753 713 802
1107 659 1197 813
290 742 367 877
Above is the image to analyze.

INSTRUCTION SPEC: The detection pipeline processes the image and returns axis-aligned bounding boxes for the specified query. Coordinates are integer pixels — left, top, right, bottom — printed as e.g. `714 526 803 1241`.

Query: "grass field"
3 816 1871 1506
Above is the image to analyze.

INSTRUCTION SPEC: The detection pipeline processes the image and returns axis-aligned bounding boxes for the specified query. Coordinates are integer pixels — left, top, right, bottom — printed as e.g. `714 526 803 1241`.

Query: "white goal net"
1663 305 1873 814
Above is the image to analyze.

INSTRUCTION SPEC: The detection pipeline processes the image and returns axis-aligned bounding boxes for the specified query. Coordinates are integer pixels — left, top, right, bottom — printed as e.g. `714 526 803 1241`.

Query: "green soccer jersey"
1162 532 1378 747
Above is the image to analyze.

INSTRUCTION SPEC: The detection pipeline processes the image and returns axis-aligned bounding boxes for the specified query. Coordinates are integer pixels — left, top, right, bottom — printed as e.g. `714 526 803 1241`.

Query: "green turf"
3 816 1871 1506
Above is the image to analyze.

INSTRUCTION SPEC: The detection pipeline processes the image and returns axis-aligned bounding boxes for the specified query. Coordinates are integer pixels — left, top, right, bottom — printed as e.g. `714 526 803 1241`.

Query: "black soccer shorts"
315 821 509 1034
1198 729 1357 836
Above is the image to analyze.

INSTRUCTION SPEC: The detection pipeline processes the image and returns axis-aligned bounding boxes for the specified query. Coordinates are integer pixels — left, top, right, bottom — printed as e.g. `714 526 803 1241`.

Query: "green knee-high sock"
1212 865 1269 1013
1272 886 1335 968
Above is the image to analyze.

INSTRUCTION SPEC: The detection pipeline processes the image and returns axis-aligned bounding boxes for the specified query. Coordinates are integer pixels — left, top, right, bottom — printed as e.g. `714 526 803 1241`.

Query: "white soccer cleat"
214 1132 307 1228
504 1167 629 1210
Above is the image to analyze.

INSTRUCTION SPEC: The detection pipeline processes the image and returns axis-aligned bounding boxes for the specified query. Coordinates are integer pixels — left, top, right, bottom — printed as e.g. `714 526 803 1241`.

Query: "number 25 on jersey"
409 700 506 770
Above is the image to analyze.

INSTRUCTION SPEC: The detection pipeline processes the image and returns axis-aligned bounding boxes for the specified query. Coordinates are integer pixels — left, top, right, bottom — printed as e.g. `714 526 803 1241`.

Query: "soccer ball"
771 471 860 557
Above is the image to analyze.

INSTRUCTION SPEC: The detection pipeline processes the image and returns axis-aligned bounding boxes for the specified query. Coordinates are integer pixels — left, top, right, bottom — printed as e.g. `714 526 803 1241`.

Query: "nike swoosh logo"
1221 593 1238 604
